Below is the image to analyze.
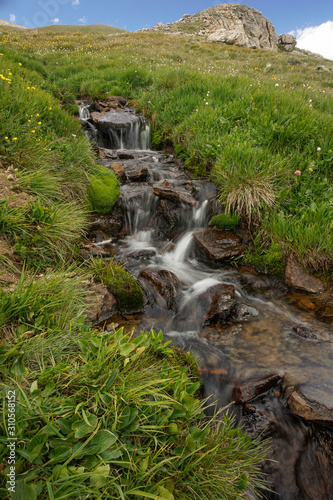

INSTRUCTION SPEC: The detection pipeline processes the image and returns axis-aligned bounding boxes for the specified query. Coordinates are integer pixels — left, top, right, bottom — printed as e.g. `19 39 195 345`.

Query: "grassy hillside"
33 24 126 35
1 27 332 274
0 26 274 500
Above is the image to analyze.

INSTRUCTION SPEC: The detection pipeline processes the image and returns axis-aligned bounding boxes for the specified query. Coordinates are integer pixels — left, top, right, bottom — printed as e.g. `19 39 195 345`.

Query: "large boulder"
193 228 244 265
279 34 297 52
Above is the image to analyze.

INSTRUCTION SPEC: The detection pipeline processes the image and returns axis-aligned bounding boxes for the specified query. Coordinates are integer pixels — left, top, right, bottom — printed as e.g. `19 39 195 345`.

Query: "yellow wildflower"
13 137 17 141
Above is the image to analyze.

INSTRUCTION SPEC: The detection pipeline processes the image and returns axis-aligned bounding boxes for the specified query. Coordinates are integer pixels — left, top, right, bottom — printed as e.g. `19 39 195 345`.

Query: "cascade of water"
79 105 91 122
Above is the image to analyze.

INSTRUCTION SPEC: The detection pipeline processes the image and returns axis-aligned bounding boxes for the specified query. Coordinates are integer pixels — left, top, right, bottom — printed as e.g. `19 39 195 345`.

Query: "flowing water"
85 113 333 499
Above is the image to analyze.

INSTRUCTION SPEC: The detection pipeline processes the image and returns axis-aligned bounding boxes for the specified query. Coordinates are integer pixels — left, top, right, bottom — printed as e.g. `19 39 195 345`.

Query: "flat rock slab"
233 373 283 404
285 259 324 294
288 389 333 426
193 228 244 265
124 164 148 182
153 179 196 206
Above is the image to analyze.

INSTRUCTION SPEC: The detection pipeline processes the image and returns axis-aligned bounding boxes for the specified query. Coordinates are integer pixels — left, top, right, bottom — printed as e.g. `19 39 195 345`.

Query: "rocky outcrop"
193 228 244 265
279 34 297 52
285 258 325 294
148 4 279 51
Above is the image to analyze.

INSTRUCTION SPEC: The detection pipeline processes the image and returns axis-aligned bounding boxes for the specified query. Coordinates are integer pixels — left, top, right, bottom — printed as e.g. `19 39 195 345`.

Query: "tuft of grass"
87 166 120 214
89 257 144 313
209 213 240 230
0 266 88 339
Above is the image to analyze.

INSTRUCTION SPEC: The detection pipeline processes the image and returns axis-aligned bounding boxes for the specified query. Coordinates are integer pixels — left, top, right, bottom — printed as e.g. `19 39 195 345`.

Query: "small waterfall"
78 104 151 150
107 118 151 150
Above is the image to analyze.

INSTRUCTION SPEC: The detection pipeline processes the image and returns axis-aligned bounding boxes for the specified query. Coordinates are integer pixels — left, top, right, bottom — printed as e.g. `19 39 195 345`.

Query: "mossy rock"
91 259 144 313
87 166 120 214
209 213 239 230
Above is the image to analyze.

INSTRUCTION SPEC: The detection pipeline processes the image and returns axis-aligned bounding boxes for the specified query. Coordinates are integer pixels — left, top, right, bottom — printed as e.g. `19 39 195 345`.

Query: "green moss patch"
87 166 119 214
90 258 144 313
209 213 240 230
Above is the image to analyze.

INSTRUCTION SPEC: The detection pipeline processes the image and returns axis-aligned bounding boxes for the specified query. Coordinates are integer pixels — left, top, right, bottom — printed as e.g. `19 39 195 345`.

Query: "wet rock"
296 428 333 500
118 152 135 160
128 249 156 260
89 209 124 237
285 258 324 294
292 325 319 341
124 164 148 182
234 374 283 404
120 183 152 209
139 269 182 311
203 284 236 325
81 243 110 259
109 161 126 182
288 390 333 426
232 303 260 321
193 228 244 265
152 179 196 206
85 284 117 324
91 109 140 133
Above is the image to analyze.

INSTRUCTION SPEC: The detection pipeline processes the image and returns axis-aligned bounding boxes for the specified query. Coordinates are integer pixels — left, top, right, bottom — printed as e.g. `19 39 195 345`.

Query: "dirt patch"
0 167 33 209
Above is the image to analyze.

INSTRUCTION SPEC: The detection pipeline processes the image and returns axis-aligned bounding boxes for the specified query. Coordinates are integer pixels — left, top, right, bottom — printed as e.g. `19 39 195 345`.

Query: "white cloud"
78 16 87 24
292 21 333 61
51 17 60 24
72 0 80 5
9 13 16 23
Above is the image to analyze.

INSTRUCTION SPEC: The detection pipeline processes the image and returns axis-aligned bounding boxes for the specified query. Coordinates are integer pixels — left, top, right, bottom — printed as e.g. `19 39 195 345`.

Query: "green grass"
0 327 269 499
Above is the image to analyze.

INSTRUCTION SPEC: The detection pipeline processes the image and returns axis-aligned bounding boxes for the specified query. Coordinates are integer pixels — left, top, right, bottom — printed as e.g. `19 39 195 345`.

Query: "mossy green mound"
87 166 120 214
90 258 144 313
209 213 240 230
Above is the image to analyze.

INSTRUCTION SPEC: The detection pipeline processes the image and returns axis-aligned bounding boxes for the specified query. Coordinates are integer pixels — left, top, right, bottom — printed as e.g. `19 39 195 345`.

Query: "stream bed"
82 105 333 499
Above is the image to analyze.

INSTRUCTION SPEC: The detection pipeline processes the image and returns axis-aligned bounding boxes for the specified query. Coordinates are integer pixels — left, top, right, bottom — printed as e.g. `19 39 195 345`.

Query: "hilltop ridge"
145 3 283 51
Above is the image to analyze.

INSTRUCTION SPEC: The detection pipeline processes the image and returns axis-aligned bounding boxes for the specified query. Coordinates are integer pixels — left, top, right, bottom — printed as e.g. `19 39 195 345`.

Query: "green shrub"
87 166 119 214
89 258 144 313
209 213 240 230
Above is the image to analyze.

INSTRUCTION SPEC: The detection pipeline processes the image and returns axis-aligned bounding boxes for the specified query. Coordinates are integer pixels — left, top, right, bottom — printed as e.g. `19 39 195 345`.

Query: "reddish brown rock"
153 179 196 206
139 269 182 311
288 390 333 426
233 374 283 404
109 162 126 182
193 228 244 265
203 284 235 325
285 259 324 294
85 284 117 323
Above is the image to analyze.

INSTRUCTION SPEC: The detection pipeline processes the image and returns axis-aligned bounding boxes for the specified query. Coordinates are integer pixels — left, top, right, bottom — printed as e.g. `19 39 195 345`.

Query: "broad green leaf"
12 480 36 500
30 380 38 393
57 414 80 435
90 464 110 488
235 472 249 491
105 369 119 389
72 413 98 439
26 434 48 463
118 342 136 357
90 430 118 453
49 446 72 463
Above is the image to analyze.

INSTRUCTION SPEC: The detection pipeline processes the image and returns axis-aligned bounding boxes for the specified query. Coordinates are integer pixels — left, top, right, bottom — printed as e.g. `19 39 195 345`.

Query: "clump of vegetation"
0 327 268 499
89 258 144 313
209 213 240 230
87 166 120 214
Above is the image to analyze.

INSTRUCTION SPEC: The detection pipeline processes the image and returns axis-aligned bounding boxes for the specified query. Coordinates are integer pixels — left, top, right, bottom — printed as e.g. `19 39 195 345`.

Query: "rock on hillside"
148 4 279 51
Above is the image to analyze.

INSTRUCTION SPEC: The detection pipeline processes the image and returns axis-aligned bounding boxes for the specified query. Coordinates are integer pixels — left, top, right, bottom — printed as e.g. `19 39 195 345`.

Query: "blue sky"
1 0 332 58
